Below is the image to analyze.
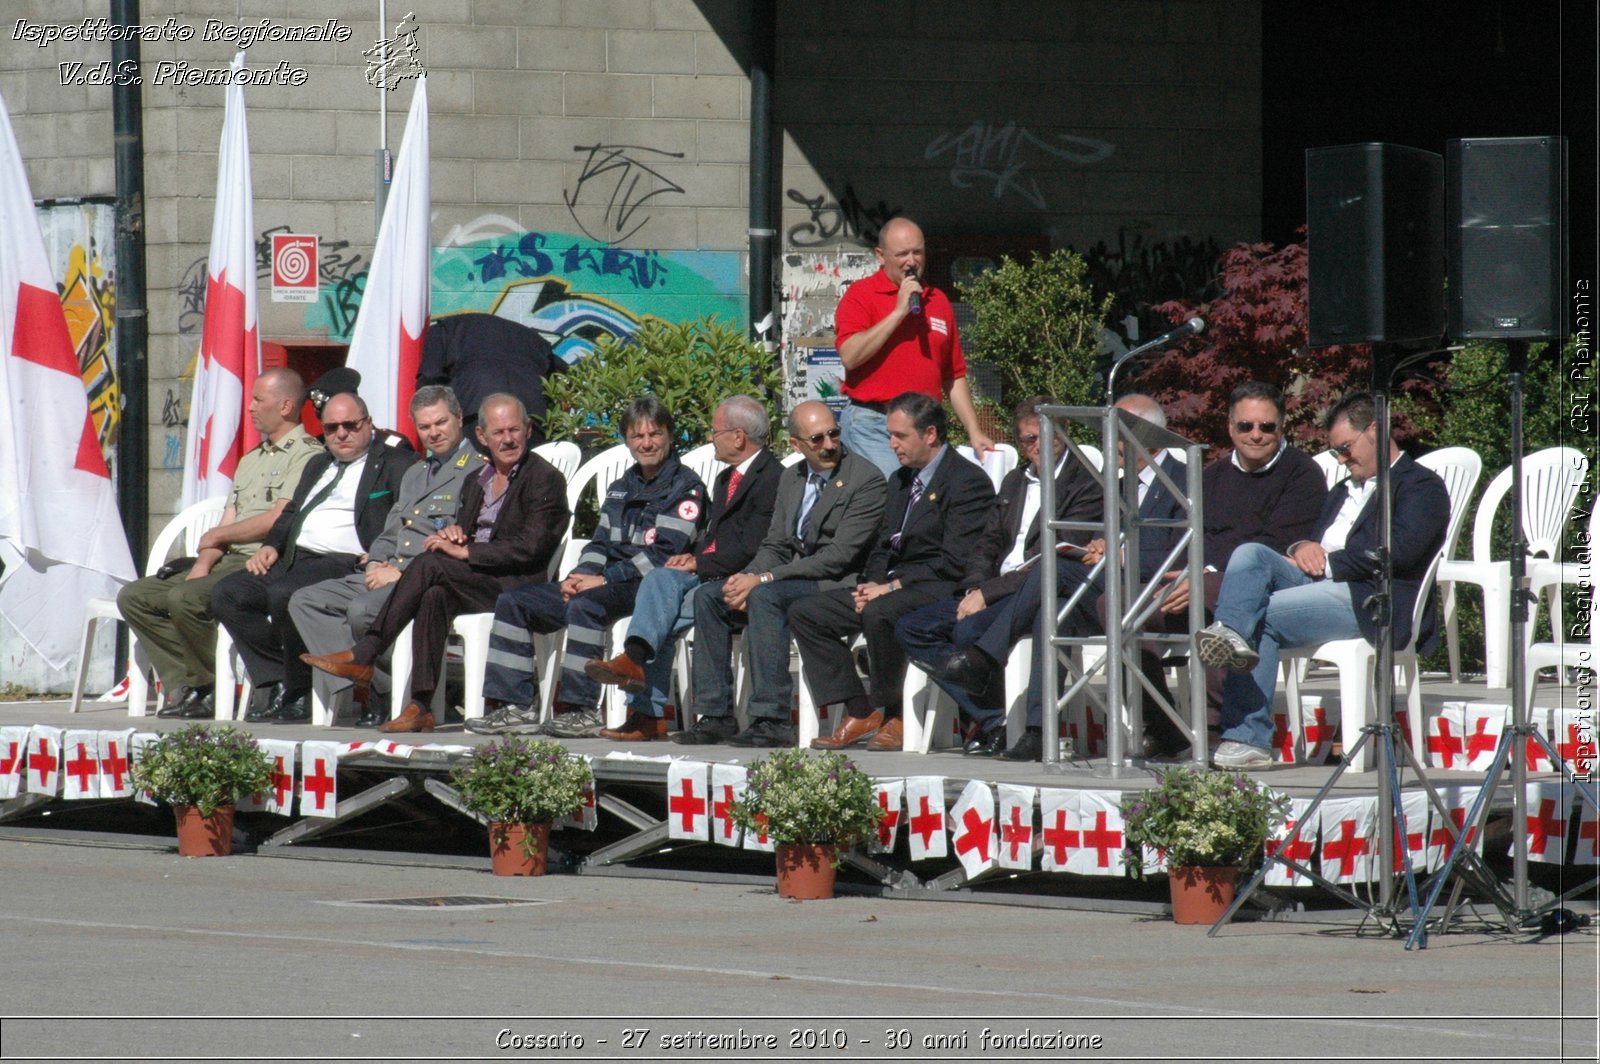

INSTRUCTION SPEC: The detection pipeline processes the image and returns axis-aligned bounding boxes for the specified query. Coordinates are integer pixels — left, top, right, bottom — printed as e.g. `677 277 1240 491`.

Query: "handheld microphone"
904 265 923 317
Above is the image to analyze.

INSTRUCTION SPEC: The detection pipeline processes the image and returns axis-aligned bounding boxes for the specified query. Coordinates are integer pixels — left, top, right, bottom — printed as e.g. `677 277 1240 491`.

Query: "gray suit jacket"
746 449 887 590
365 440 488 569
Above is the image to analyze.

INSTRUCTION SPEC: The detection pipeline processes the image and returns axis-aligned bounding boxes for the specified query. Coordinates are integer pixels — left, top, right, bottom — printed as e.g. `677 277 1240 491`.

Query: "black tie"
284 461 348 565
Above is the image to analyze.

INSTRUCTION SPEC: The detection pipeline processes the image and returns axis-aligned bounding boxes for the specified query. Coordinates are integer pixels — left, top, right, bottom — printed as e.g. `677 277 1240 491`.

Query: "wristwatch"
758 572 773 584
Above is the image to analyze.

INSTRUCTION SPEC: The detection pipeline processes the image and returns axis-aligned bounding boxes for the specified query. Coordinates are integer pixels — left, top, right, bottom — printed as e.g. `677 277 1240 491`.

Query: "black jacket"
863 446 995 591
418 313 562 445
960 453 1104 602
694 449 783 581
263 445 416 556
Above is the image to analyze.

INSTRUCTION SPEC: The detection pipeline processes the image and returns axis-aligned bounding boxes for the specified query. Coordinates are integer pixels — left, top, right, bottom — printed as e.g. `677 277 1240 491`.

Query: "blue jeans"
1213 543 1363 749
692 577 817 722
840 402 899 479
620 567 700 719
896 595 1009 730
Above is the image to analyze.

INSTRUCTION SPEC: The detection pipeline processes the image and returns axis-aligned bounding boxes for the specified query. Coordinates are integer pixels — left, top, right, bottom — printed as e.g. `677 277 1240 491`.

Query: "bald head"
248 367 307 440
875 217 927 288
1115 393 1167 428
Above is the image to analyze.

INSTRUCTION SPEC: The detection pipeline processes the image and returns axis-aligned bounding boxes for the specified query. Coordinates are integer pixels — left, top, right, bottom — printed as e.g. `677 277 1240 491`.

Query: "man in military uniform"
118 368 323 718
481 396 707 738
288 385 485 726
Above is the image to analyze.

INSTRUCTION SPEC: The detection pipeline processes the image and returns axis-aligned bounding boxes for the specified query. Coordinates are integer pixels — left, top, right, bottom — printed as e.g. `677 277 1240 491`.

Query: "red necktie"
703 468 743 555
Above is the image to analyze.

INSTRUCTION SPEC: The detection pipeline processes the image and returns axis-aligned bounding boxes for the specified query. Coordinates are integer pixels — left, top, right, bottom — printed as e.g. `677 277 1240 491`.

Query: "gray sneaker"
464 703 546 735
1195 622 1260 673
543 706 605 738
1212 739 1275 769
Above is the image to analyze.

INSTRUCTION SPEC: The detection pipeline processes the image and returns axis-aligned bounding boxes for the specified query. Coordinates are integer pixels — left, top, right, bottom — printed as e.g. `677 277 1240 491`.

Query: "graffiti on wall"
38 201 119 459
924 120 1116 209
563 143 688 246
785 184 902 249
176 225 371 337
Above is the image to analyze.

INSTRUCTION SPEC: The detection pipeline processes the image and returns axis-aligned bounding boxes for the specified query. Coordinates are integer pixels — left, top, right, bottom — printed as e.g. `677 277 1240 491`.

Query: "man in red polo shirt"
834 217 995 476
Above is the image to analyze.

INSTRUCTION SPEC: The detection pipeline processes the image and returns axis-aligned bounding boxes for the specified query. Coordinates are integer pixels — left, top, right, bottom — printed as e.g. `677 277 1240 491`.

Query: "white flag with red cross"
1426 702 1469 770
97 729 135 799
24 725 62 796
343 76 430 447
1462 703 1509 771
1038 788 1076 873
869 778 903 854
0 89 137 669
1061 790 1129 877
1424 784 1484 870
1318 795 1377 884
1264 797 1317 887
1574 791 1600 866
1301 697 1337 764
130 732 160 805
1522 781 1572 864
1552 709 1598 777
0 725 28 799
556 755 597 833
239 738 295 815
741 803 775 853
1270 708 1296 764
707 762 745 847
1521 707 1556 773
1066 702 1106 758
947 780 997 879
1389 790 1431 877
666 759 709 841
903 776 947 860
182 53 260 507
61 729 101 799
298 740 341 817
996 783 1036 871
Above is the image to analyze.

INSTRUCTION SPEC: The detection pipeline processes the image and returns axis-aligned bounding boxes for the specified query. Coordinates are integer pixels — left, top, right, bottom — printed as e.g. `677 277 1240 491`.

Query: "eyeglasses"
1329 439 1357 459
1234 420 1279 434
799 427 842 446
1017 433 1041 446
707 427 740 440
323 417 370 436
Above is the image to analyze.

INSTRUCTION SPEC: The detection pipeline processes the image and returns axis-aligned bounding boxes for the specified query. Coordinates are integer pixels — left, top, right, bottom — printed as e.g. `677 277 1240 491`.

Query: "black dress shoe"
354 706 386 728
942 647 998 696
964 724 1008 757
244 683 281 723
177 688 216 720
999 728 1044 762
726 718 797 747
156 687 195 719
270 690 311 723
670 715 738 745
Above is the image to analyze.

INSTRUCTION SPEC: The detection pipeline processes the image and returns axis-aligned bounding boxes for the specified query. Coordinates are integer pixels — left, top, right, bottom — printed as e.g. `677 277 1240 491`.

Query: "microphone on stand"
1106 316 1205 398
904 265 923 317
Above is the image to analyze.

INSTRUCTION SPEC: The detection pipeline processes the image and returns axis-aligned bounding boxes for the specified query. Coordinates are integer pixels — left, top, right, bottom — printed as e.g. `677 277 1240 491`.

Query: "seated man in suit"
289 384 486 726
574 395 783 742
120 367 323 719
303 393 570 732
795 391 995 752
942 393 1185 760
895 396 1103 755
676 400 887 748
1197 391 1450 769
212 391 415 724
481 396 707 738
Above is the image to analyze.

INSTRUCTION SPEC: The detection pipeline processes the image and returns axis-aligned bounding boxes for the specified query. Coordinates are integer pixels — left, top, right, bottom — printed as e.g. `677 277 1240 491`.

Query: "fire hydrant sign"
271 232 319 303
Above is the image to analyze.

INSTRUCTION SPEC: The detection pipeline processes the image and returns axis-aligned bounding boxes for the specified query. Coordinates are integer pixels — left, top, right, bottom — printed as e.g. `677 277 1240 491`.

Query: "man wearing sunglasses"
1197 391 1449 769
212 391 415 724
676 400 887 747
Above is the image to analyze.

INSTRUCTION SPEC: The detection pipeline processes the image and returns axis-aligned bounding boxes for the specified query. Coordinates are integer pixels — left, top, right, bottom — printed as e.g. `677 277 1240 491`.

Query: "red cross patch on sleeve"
677 499 701 521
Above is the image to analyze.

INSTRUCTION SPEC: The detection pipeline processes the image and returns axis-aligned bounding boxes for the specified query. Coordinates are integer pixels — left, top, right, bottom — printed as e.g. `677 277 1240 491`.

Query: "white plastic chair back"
956 443 1018 491
1312 449 1344 490
1416 447 1483 569
1469 446 1588 565
532 440 582 482
565 443 632 517
781 451 806 467
678 442 721 490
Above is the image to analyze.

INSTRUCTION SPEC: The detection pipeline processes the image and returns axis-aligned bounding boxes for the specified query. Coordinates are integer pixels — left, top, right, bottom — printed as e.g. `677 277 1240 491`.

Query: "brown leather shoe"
583 653 648 693
598 710 668 742
377 702 435 733
301 649 374 688
864 717 905 751
809 708 884 750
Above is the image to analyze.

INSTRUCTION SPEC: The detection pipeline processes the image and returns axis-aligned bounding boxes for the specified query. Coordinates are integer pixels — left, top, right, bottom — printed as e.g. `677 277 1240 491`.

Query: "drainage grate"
322 895 552 909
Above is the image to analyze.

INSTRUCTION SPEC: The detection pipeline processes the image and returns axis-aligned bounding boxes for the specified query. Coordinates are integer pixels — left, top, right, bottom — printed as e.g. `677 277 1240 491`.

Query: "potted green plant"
450 737 593 876
128 724 275 857
730 749 883 900
1121 767 1290 924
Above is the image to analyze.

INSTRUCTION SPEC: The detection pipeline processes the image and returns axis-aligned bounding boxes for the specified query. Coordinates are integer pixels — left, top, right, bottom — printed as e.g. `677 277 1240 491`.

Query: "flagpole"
375 0 391 232
111 0 149 615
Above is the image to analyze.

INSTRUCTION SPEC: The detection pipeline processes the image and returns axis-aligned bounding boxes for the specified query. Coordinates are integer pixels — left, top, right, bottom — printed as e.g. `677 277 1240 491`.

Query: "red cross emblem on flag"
1577 811 1600 863
712 784 738 842
1303 706 1336 748
1322 818 1371 879
65 741 98 796
1 739 21 780
953 806 994 863
1429 805 1479 858
909 795 943 850
28 738 59 790
1427 717 1464 769
1042 808 1080 868
102 740 130 793
1271 712 1294 762
1526 797 1568 858
1464 716 1501 763
271 755 294 808
669 776 705 835
1081 810 1123 870
302 756 336 813
876 789 901 847
1267 820 1316 882
1002 803 1032 864
1557 724 1596 772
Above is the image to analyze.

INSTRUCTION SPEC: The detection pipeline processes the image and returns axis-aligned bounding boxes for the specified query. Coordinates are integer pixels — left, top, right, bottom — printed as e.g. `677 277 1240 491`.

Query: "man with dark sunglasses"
676 400 886 747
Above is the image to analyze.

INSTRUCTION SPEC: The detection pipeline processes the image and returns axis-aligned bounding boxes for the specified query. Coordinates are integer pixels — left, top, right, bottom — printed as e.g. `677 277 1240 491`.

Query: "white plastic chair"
1436 446 1587 686
1525 502 1600 705
1282 450 1480 770
532 439 582 482
71 496 228 717
1312 449 1345 490
956 443 1018 491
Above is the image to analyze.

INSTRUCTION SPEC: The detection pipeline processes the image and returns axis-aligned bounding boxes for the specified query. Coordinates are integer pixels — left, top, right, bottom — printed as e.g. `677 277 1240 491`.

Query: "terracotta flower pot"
490 821 551 876
174 805 236 858
1168 864 1238 924
776 842 839 900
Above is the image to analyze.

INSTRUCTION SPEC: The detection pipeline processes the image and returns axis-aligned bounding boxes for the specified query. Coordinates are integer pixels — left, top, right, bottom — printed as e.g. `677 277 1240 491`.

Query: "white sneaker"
464 703 545 735
1212 740 1274 769
543 706 605 738
1195 623 1260 672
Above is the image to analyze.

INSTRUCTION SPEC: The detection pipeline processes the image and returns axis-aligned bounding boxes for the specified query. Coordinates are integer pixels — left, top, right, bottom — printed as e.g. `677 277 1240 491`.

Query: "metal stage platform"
1 672 1590 919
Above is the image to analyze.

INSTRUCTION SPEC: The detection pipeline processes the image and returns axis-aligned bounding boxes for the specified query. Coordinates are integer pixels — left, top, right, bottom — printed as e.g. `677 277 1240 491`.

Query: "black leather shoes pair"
942 647 999 696
726 718 797 747
670 715 739 745
999 728 1044 762
964 723 1008 757
158 686 215 720
245 683 310 724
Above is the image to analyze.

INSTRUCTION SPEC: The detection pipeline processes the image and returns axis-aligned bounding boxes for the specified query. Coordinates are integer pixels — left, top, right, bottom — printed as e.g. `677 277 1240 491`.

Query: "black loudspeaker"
1306 143 1445 346
1447 136 1568 340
